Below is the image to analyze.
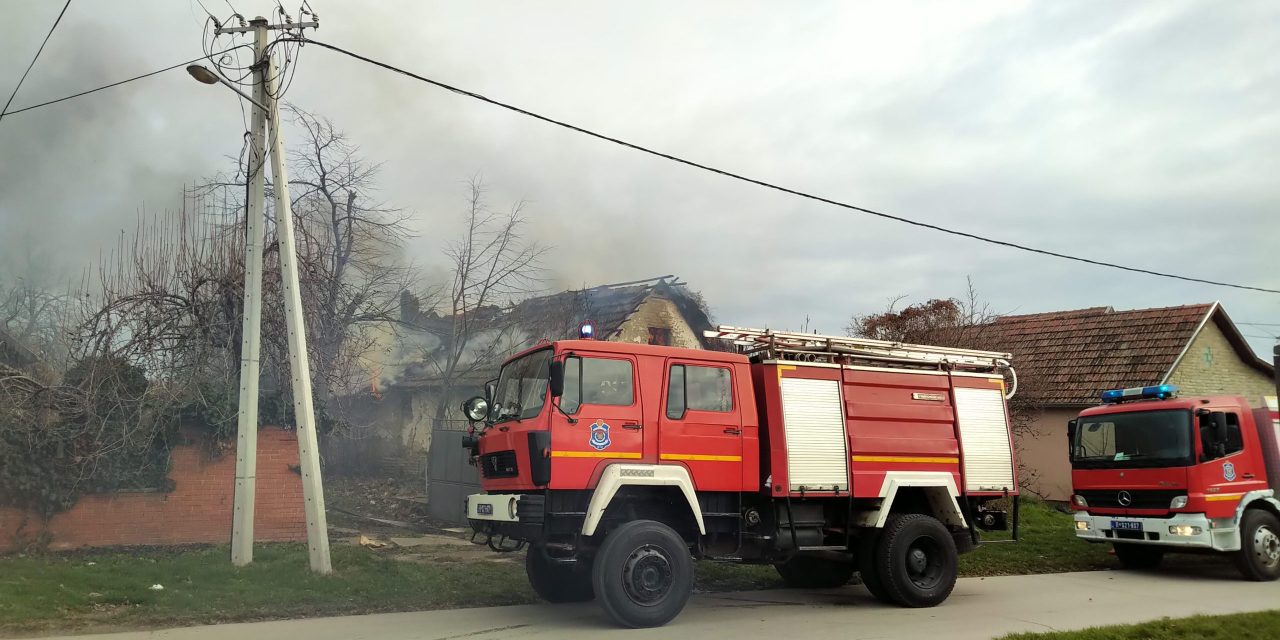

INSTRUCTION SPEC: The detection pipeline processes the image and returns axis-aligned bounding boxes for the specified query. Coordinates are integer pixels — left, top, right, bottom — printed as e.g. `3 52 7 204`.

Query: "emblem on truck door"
1223 461 1237 482
589 420 612 451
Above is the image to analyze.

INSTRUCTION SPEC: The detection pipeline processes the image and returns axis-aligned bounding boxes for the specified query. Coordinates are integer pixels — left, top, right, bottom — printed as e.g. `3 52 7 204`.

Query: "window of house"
561 356 634 413
648 327 672 346
666 364 732 419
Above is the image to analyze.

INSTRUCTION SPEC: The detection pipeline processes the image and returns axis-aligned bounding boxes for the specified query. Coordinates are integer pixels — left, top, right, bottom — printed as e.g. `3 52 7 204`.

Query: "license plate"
1110 520 1142 531
476 503 493 516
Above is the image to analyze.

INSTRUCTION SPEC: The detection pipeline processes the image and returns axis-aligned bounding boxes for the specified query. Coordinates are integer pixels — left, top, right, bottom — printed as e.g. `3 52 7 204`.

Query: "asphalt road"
33 568 1280 640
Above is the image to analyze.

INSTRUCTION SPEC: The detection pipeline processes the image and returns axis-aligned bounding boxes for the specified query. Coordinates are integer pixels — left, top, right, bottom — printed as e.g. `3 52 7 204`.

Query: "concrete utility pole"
208 14 328 573
264 42 332 575
228 16 270 569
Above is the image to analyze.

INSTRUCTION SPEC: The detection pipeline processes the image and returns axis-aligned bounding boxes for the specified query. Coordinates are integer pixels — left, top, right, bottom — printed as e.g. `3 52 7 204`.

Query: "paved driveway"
31 567 1280 640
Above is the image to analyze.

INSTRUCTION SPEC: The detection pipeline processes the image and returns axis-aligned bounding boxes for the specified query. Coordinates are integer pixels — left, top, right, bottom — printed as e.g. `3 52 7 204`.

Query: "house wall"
1015 408 1081 501
1166 321 1275 398
0 428 305 551
613 297 702 348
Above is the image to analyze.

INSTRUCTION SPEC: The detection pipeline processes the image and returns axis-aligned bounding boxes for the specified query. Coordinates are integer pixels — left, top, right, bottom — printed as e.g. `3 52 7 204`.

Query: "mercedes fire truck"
1069 387 1280 580
460 326 1021 628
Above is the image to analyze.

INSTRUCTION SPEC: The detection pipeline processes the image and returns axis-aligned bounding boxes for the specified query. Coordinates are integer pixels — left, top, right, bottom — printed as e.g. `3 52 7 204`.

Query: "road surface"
31 568 1280 640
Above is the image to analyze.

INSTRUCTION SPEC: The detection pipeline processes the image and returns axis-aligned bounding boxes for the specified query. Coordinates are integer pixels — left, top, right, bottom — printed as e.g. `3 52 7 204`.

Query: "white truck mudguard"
582 463 705 536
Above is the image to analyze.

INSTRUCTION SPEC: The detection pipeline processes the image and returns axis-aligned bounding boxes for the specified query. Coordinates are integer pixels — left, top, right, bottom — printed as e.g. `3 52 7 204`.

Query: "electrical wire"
0 44 251 119
2 27 1274 297
271 37 1280 296
0 0 72 122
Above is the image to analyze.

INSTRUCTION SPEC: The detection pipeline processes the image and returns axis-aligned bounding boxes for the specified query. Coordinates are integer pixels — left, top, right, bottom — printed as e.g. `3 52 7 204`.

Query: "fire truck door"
658 360 744 492
1199 407 1265 517
558 354 646 466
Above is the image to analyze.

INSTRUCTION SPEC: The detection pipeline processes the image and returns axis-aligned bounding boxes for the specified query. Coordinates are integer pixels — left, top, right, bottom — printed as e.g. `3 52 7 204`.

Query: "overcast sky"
2 0 1277 358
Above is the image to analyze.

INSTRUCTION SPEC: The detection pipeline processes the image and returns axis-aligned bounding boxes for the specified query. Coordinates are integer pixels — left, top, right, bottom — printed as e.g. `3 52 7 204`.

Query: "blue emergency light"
1100 384 1179 403
579 322 595 339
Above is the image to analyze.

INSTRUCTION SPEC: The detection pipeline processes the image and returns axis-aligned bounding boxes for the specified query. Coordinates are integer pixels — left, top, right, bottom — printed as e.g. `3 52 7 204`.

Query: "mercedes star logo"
1117 490 1133 507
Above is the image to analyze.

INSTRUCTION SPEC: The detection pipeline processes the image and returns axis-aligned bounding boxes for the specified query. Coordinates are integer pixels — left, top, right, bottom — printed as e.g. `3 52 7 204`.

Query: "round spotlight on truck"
462 396 490 422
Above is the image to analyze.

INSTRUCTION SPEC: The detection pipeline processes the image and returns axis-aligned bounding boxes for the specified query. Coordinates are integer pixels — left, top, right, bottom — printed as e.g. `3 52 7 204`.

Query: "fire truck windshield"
1071 409 1194 468
491 348 553 424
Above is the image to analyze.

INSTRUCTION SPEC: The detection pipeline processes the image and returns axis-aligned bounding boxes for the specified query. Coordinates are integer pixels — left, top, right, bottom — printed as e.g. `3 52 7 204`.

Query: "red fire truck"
461 326 1020 628
1069 387 1280 580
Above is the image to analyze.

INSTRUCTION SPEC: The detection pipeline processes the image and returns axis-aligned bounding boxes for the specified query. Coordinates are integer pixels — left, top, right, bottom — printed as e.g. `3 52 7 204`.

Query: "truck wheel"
1112 543 1163 570
874 514 958 608
1234 509 1280 581
856 528 894 604
526 548 594 603
775 555 855 588
591 519 694 628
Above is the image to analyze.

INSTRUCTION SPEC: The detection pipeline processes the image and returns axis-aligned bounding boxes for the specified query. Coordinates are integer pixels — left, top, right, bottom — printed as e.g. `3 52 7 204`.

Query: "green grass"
997 610 1280 640
0 544 537 635
0 500 1110 635
960 498 1115 576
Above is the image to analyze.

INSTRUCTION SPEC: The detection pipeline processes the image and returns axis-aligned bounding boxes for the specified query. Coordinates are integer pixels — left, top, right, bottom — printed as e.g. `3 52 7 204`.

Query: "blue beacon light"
1100 384 1179 403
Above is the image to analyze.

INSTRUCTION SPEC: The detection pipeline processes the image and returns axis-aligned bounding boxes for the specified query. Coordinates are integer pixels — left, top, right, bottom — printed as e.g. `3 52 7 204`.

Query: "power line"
273 37 1280 296
0 0 72 122
0 44 250 119
1241 321 1280 328
5 33 1278 297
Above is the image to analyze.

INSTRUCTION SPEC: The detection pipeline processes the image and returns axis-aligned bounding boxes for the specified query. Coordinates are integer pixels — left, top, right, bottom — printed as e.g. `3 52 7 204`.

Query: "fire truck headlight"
1168 524 1202 536
1071 494 1088 508
1170 495 1188 509
1075 520 1090 531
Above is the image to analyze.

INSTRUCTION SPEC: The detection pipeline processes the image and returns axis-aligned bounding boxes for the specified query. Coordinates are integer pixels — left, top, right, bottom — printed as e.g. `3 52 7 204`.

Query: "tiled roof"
980 304 1215 406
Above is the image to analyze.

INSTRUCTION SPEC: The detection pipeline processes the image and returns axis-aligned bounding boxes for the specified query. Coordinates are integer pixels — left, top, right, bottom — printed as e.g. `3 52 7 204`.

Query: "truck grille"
479 450 518 478
1077 489 1182 510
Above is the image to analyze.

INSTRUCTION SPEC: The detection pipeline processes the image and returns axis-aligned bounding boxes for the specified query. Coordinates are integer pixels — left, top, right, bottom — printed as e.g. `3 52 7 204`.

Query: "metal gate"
426 420 480 523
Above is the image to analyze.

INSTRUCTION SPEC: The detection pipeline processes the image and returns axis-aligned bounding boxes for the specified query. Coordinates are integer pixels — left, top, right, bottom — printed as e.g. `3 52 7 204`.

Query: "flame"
370 366 382 401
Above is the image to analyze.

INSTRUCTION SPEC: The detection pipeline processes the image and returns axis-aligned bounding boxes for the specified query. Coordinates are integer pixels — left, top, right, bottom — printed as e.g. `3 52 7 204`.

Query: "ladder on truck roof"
704 325 1013 373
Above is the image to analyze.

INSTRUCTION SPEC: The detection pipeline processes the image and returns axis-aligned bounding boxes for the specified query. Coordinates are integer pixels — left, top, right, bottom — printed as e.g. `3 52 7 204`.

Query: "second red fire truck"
1069 388 1280 580
461 326 1021 627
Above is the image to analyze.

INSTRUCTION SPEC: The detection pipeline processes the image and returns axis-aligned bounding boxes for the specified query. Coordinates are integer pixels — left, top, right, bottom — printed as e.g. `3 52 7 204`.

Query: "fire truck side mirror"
485 379 497 403
549 360 565 398
1066 419 1077 446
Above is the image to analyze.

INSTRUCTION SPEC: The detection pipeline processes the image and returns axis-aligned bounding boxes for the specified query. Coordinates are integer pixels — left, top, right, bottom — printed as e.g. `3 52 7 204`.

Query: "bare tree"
283 106 426 419
422 177 547 429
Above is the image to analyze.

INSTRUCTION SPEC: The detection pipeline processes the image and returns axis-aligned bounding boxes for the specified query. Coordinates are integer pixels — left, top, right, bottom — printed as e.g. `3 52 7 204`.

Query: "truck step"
797 545 847 551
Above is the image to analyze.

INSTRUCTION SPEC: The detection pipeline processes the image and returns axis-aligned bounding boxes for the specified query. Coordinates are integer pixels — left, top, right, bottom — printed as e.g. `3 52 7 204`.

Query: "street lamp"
185 64 268 111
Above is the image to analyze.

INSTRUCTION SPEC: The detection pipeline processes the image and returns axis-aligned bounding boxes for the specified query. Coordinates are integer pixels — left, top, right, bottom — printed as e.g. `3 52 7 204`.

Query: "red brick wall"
0 428 306 551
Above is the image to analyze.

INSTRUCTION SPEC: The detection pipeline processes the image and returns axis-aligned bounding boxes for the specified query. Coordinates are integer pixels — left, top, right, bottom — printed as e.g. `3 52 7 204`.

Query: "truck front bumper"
1073 512 1239 551
466 493 544 541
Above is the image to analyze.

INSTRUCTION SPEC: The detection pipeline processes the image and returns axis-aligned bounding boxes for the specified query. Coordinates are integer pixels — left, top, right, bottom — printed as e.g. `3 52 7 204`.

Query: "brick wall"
1167 321 1275 398
0 428 306 551
614 297 702 349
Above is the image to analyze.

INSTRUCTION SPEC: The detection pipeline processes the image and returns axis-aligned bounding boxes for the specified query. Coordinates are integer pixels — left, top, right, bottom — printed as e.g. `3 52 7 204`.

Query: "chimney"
400 291 420 324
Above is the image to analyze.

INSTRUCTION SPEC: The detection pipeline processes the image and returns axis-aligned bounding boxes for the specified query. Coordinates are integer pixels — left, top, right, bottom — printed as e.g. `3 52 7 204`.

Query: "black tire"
856 528 894 604
526 548 594 603
874 514 958 608
1234 509 1280 581
1113 543 1164 570
591 520 694 628
775 554 856 588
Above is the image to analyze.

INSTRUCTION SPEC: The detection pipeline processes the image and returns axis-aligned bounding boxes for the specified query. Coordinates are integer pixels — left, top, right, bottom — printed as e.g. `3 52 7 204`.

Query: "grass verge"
997 610 1280 640
0 499 1113 635
960 498 1114 576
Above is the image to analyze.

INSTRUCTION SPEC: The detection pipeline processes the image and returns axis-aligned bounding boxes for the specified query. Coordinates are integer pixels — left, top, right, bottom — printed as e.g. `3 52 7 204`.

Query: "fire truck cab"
462 327 1020 628
1069 388 1280 580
